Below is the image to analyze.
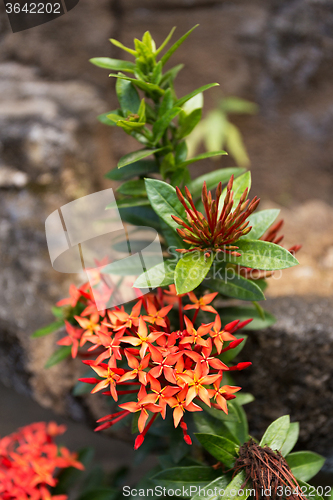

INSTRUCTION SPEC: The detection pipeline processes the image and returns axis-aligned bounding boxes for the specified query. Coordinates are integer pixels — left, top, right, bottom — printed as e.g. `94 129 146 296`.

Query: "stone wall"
0 0 333 465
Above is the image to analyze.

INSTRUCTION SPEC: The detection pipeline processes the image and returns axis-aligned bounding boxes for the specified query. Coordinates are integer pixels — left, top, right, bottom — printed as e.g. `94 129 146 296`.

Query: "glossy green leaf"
280 422 300 457
182 92 203 114
89 57 135 72
109 38 137 56
234 392 255 406
240 209 280 241
97 110 123 126
118 147 166 168
31 319 64 338
152 107 182 145
195 433 239 468
160 25 199 66
286 451 325 482
297 480 325 500
133 260 176 289
110 73 164 96
224 402 249 445
119 206 160 230
225 240 299 270
160 219 184 249
178 150 227 168
218 305 275 330
105 160 158 181
191 475 232 500
175 83 219 108
158 88 174 118
188 167 245 199
175 253 214 294
116 78 140 115
117 179 146 196
155 26 176 56
193 412 239 444
177 108 202 139
44 346 72 368
260 415 290 450
206 271 265 301
219 471 249 500
152 466 217 495
145 178 186 230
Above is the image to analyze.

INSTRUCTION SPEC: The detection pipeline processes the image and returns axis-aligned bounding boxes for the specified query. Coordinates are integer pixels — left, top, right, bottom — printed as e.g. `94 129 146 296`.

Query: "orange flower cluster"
57 284 252 449
0 422 83 500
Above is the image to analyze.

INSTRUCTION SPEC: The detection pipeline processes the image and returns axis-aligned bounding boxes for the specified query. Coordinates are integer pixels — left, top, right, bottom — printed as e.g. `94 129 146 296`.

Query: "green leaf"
175 253 214 294
219 471 249 500
224 402 249 445
44 346 72 368
235 393 255 406
105 159 158 181
225 122 250 168
116 78 140 115
177 108 202 139
160 64 184 87
218 305 275 330
220 171 251 209
259 415 290 450
31 319 64 338
145 178 187 230
133 260 176 289
152 107 182 145
286 451 325 482
280 422 300 457
119 206 160 230
117 179 146 196
226 240 299 270
193 412 239 444
191 476 232 500
297 480 325 500
178 150 227 168
206 271 265 301
195 433 239 468
97 109 123 126
118 147 166 168
175 83 219 108
152 466 217 495
160 25 199 66
110 38 137 56
155 26 176 56
240 209 280 241
188 167 245 199
110 73 164 96
89 57 135 72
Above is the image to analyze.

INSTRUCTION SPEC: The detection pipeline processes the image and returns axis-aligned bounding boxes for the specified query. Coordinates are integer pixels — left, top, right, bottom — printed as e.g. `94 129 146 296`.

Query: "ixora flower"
56 284 253 449
0 422 83 500
172 176 260 257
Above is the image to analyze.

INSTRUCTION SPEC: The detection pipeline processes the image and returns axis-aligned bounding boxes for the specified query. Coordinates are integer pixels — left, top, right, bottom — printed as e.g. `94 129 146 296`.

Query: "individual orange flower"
184 292 218 314
57 320 83 358
180 316 213 348
209 315 238 354
89 363 123 400
165 386 202 427
119 386 162 433
208 374 241 413
56 283 82 308
144 375 180 419
118 351 151 385
142 298 173 327
178 363 220 407
122 317 164 357
75 313 100 346
148 343 183 379
111 300 142 329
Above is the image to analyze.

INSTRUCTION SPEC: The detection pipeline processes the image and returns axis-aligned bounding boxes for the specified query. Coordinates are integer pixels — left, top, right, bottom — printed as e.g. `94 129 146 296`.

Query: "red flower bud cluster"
0 422 84 500
172 176 260 257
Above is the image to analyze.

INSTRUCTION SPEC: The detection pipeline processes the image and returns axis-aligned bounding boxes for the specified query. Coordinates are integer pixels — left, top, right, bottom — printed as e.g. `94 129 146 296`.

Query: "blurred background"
0 0 333 484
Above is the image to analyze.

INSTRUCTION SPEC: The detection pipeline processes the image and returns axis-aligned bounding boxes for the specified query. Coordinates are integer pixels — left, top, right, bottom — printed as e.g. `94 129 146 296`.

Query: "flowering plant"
31 26 326 498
